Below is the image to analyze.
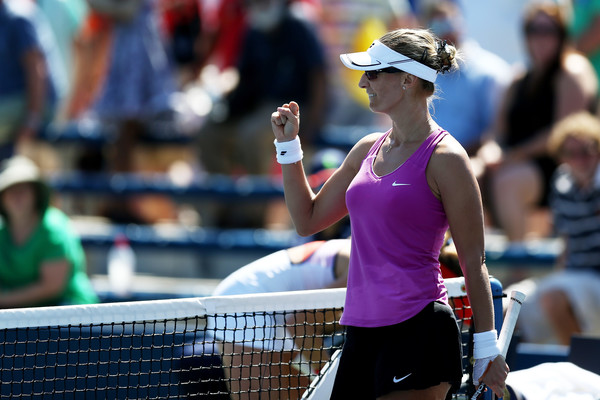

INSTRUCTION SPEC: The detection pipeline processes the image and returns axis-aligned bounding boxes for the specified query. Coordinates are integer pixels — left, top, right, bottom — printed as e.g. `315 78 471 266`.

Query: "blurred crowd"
1 0 596 228
1 0 600 343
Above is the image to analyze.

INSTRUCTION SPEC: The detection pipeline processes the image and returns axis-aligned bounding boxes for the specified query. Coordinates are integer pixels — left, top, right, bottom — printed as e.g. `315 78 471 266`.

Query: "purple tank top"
341 128 450 327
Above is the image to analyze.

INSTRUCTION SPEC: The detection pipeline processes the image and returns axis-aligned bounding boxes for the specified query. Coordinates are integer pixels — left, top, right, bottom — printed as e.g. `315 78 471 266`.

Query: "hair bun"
436 40 456 74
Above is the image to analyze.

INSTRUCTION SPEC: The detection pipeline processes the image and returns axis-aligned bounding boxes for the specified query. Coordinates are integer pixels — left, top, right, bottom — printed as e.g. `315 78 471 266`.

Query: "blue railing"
73 222 302 253
49 172 284 201
41 120 377 150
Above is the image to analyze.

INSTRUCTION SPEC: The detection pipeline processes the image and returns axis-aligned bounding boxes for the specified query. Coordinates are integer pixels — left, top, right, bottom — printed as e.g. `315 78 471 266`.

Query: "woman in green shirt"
0 155 98 307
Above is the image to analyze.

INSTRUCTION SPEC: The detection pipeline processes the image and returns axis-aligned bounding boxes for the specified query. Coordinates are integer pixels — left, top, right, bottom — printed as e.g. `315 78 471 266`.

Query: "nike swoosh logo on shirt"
392 182 411 186
393 373 412 383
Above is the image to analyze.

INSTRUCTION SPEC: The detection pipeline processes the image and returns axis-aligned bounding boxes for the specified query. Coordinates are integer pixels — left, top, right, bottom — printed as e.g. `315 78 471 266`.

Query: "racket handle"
498 291 526 357
471 290 526 400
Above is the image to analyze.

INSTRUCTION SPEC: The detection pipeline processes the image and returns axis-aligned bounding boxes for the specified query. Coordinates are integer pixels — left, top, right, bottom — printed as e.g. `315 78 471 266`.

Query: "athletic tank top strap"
409 128 447 170
367 129 392 158
365 129 446 171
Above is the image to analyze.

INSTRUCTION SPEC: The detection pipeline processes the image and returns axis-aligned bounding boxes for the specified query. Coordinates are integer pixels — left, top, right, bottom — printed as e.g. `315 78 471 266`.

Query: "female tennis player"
271 28 509 399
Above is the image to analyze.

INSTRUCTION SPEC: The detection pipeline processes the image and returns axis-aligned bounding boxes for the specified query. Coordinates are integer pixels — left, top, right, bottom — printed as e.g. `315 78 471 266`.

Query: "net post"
485 277 504 400
490 277 504 333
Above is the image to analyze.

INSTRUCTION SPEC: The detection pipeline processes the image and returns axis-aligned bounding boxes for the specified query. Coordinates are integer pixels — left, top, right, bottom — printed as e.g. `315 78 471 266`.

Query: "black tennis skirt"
330 301 463 399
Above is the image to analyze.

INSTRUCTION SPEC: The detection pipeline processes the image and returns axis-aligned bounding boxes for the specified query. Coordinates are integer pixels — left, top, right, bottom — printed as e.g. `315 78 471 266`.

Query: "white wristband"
274 136 303 164
473 329 500 359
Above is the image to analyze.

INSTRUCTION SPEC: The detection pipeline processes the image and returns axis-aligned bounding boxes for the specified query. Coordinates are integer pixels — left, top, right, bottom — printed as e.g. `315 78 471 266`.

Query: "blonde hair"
379 28 459 96
548 111 600 158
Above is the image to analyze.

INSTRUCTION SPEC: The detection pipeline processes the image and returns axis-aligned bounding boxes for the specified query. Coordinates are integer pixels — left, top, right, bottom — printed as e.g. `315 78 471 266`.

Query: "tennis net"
0 277 503 399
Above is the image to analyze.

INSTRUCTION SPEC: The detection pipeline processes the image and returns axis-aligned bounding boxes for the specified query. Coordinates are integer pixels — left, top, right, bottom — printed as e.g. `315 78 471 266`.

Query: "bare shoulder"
344 132 384 169
561 52 598 92
353 132 382 151
430 134 470 168
427 135 478 204
427 134 474 196
564 51 596 78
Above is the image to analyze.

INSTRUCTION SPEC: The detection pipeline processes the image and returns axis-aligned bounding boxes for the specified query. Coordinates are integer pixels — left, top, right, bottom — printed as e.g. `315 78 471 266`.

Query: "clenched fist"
271 101 300 142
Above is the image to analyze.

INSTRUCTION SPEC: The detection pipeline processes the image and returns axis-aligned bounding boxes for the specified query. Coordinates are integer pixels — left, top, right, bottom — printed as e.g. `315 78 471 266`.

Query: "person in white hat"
0 155 98 307
271 27 509 399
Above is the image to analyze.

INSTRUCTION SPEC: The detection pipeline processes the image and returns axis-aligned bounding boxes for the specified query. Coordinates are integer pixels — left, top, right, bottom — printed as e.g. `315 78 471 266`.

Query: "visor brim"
339 52 390 71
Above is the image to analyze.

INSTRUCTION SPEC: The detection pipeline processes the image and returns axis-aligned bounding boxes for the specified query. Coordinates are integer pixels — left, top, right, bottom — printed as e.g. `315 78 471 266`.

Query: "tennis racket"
302 349 341 399
471 290 526 400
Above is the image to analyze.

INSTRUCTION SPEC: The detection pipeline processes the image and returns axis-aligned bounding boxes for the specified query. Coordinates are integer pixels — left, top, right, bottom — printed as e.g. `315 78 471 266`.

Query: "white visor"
340 40 437 83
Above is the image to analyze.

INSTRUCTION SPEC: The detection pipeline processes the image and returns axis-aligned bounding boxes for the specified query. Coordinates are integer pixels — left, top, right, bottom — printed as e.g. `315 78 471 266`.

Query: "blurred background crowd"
1 0 600 349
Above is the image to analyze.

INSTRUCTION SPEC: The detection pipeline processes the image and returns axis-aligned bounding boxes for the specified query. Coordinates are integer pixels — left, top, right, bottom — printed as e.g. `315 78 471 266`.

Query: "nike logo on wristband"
392 182 411 186
280 151 287 155
393 373 412 383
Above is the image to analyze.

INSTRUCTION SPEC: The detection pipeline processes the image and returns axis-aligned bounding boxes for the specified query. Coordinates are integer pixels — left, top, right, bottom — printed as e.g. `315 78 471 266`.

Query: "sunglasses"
561 147 599 160
525 24 560 37
364 67 403 80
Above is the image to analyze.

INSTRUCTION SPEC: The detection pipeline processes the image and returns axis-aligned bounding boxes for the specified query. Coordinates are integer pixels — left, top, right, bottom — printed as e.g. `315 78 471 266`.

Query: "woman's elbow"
294 225 317 237
292 218 325 237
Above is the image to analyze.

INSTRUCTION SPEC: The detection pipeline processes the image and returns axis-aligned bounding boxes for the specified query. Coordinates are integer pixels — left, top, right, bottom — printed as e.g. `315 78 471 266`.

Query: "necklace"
386 120 436 154
385 138 395 153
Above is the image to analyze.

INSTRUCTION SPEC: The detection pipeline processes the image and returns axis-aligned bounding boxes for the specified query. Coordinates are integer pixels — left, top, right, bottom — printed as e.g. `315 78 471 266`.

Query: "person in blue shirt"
0 0 56 160
420 0 512 156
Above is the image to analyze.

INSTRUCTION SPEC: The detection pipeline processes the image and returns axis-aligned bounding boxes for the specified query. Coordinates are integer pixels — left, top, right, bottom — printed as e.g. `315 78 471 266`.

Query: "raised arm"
271 102 370 236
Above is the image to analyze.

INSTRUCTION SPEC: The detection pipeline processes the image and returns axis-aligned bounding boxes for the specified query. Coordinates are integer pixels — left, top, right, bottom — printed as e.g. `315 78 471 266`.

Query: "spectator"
510 111 600 346
0 155 99 308
36 0 90 121
0 0 56 160
158 0 202 87
83 0 180 224
197 0 329 228
196 0 247 72
63 9 112 122
88 0 177 173
195 0 321 75
476 2 598 251
420 0 512 156
198 0 328 176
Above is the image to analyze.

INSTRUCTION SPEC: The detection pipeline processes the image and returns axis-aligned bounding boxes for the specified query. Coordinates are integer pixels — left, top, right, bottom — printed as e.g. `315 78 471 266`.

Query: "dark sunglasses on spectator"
525 24 560 36
561 146 598 160
365 67 403 80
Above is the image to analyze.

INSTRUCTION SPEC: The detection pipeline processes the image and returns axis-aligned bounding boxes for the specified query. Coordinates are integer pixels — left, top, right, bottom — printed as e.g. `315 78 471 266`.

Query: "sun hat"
339 40 438 83
0 155 50 218
0 155 43 193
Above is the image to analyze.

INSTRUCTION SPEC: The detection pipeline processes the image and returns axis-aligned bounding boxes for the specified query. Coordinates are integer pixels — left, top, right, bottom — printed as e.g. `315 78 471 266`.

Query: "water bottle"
107 234 136 297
